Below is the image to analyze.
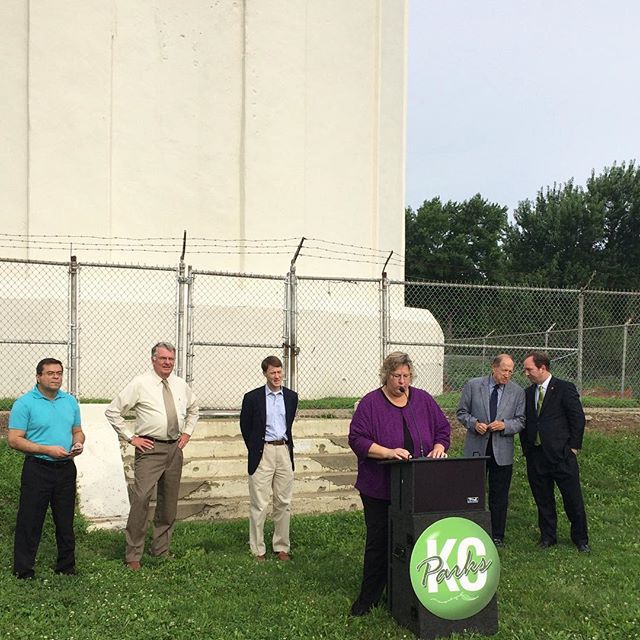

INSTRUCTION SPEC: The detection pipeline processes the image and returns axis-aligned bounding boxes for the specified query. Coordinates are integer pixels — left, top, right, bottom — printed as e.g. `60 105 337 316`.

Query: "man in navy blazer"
240 355 298 561
457 353 525 546
521 351 589 552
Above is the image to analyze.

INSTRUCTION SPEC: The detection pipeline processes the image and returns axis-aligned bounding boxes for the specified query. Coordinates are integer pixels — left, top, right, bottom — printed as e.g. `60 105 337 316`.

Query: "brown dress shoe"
126 560 141 571
255 554 267 562
275 551 290 561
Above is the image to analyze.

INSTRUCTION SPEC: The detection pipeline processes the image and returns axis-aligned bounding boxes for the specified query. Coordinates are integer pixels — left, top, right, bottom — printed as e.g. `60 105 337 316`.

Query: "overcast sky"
405 0 640 214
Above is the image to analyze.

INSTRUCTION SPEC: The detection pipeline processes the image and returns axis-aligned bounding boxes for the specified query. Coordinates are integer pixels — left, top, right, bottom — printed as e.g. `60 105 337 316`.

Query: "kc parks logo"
409 517 500 620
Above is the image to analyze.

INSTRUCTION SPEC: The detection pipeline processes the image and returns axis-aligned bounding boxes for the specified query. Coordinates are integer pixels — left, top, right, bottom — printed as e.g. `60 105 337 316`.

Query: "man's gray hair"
492 353 514 367
151 342 176 358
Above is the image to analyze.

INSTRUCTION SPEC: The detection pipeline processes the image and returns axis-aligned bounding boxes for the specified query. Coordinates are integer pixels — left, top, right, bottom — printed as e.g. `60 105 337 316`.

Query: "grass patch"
1 432 639 639
581 396 640 408
2 394 640 415
298 397 360 410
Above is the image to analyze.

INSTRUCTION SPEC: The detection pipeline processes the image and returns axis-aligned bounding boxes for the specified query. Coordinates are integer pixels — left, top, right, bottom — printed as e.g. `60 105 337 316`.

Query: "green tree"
505 161 640 290
504 180 604 287
586 161 640 290
405 194 508 283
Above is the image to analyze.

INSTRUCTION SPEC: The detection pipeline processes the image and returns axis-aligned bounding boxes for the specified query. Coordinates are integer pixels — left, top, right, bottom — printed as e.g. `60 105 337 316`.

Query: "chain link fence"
0 259 70 399
77 263 179 400
2 256 640 410
296 276 382 401
187 270 286 409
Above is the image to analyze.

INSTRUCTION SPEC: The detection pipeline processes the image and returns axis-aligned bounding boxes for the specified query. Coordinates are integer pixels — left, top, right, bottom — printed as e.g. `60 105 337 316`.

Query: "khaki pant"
248 443 293 556
125 442 183 562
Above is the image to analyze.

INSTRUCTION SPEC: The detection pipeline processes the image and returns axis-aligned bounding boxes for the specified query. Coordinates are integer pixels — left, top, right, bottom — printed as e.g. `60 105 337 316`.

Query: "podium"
385 457 498 639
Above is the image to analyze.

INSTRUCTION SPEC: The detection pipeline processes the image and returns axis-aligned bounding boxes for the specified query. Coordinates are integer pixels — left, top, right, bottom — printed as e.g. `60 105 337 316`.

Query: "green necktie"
536 385 545 416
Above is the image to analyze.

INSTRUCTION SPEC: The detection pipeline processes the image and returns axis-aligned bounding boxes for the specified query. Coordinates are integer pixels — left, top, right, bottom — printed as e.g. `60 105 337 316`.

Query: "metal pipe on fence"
621 317 633 397
544 323 556 349
283 239 304 392
380 272 390 361
576 291 584 392
68 256 79 397
185 267 194 385
176 259 187 378
482 330 495 368
284 266 299 392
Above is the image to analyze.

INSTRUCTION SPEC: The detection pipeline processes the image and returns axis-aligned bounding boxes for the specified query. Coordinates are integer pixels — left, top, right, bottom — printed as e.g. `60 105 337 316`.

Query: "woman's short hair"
379 351 415 386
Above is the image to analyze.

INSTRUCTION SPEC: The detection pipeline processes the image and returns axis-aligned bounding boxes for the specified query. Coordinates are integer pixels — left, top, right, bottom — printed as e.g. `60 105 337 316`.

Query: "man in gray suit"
457 354 525 546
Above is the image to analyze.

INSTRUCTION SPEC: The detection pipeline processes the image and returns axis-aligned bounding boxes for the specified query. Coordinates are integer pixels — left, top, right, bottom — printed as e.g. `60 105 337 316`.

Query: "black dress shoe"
492 537 504 548
577 543 591 553
537 539 557 549
350 599 374 617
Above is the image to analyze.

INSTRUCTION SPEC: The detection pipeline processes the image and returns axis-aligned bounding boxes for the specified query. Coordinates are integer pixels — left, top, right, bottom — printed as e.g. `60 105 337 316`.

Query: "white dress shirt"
105 370 199 441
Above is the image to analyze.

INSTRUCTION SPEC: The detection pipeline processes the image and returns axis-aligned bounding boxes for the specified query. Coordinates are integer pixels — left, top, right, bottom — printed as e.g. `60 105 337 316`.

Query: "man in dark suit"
521 351 589 552
457 353 525 547
240 355 298 561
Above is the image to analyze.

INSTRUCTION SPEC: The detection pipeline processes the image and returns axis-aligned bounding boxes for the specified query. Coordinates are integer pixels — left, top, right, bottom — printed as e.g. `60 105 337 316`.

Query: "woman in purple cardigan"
348 351 451 617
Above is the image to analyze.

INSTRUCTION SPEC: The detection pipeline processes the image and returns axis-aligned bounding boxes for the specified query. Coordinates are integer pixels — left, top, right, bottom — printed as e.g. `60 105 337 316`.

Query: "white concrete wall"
0 1 446 404
0 0 408 280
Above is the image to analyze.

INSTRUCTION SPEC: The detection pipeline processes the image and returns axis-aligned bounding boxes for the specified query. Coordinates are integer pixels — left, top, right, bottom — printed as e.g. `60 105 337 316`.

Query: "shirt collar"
32 384 62 400
539 375 552 391
152 370 173 384
265 384 283 396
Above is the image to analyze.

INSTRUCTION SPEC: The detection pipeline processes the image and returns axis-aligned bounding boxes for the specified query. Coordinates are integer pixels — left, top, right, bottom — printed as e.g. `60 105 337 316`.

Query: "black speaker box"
388 457 488 515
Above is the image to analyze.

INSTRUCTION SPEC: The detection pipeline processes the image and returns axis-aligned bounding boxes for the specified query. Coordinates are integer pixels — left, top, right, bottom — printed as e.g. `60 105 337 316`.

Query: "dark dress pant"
14 456 77 579
354 493 390 608
486 435 513 540
525 446 588 545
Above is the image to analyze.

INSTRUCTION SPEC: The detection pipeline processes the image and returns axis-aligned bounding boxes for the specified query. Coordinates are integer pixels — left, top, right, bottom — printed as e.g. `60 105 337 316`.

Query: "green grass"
580 396 640 408
1 431 639 639
298 397 360 410
2 394 640 415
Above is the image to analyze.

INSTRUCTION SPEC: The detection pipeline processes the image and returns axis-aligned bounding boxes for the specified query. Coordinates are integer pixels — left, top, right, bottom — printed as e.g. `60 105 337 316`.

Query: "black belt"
139 436 179 444
30 456 73 467
265 439 287 446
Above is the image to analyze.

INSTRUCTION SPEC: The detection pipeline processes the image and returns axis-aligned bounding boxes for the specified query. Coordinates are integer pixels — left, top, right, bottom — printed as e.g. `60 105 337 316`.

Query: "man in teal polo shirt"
8 358 85 579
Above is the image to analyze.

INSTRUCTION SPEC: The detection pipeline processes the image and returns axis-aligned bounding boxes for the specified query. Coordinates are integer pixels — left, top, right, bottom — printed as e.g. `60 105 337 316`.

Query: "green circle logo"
409 517 500 620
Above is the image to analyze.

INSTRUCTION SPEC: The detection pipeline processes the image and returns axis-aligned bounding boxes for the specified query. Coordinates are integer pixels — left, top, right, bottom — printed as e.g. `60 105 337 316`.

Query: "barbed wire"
0 233 404 268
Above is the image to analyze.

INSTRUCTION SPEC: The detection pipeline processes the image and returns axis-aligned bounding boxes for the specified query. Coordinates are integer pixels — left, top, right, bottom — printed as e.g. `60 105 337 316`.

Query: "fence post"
576 291 584 392
621 317 633 398
482 330 495 369
380 272 390 362
284 266 298 391
175 259 187 378
544 323 556 349
68 255 79 397
185 266 194 385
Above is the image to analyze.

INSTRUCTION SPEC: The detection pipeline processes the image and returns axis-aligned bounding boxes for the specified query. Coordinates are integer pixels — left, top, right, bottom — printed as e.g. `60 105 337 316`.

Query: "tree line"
405 161 640 291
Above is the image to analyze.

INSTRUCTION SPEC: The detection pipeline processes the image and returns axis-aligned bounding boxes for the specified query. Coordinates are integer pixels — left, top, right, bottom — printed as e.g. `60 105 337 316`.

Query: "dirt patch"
442 409 640 440
582 408 640 435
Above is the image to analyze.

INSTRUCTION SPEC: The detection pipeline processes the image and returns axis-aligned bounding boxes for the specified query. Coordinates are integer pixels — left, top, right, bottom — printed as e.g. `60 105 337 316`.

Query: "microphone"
402 385 425 458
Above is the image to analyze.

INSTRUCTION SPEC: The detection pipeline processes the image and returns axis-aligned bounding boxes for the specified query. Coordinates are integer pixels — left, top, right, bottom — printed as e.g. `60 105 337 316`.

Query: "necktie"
489 384 499 423
162 379 180 439
537 385 545 416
